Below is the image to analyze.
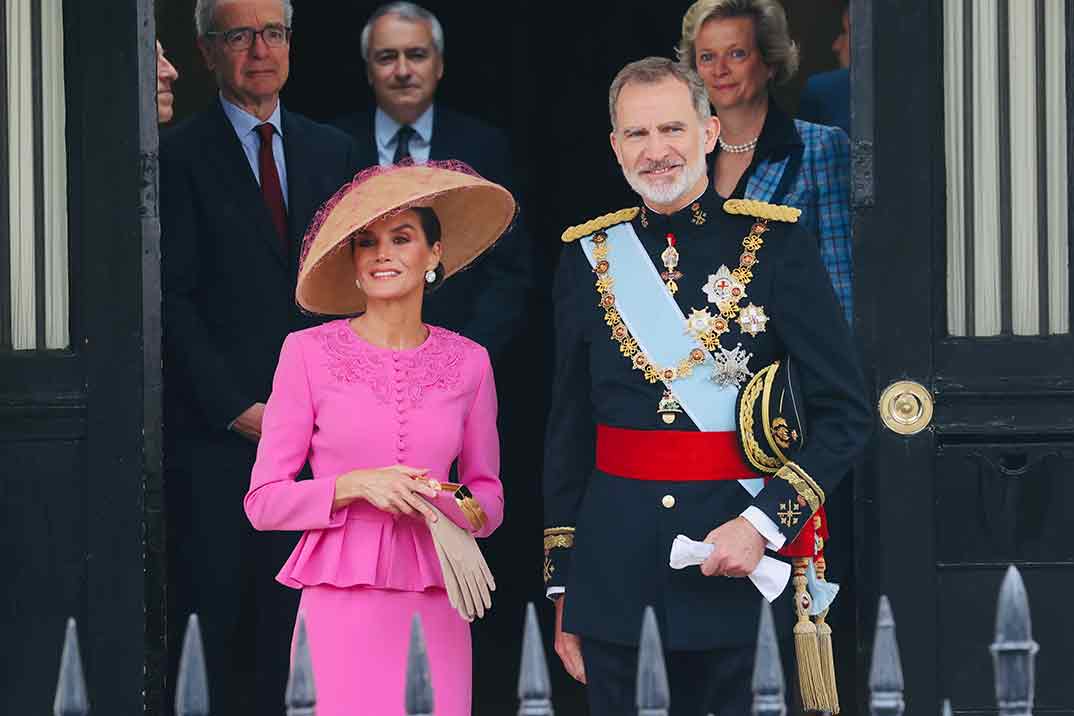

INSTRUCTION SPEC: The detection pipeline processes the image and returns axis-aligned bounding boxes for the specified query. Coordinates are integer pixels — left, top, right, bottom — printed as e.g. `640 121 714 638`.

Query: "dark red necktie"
255 123 288 250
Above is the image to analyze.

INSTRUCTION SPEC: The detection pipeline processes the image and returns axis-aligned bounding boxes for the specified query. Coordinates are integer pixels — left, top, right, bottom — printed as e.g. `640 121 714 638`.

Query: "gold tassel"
815 557 840 714
792 557 829 712
420 478 488 531
453 485 488 532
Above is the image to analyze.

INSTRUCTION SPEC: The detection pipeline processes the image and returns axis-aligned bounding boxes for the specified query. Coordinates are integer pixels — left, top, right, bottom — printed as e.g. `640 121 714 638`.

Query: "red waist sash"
595 425 761 481
594 424 825 558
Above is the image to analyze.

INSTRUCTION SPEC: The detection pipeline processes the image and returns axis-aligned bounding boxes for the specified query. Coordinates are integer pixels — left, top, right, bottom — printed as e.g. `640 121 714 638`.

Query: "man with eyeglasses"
159 0 359 711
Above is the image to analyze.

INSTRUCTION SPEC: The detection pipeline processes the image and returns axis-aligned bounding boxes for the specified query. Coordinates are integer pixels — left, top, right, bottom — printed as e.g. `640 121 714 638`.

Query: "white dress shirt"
219 94 289 210
374 105 434 166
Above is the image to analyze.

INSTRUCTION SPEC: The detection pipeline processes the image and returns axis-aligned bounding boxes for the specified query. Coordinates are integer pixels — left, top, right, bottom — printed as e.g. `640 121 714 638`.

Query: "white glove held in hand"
425 503 495 621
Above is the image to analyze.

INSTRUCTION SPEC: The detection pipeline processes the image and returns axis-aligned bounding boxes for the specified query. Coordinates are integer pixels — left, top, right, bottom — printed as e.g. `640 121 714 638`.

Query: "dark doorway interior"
155 1 845 712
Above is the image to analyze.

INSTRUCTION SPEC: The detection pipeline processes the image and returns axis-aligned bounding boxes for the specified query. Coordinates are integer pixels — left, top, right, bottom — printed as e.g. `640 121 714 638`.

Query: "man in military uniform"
542 57 871 715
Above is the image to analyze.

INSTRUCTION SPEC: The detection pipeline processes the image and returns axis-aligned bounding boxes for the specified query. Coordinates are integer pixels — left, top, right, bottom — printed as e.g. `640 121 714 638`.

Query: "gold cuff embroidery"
786 462 825 506
778 499 802 527
775 462 823 513
543 527 575 584
543 527 576 551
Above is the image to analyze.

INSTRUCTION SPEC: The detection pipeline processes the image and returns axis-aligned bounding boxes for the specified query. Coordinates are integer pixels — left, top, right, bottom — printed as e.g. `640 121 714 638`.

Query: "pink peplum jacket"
244 320 504 591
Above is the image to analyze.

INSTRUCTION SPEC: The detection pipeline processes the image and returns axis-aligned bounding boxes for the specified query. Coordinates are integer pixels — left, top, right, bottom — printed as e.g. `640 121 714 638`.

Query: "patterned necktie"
255 123 288 250
393 125 416 164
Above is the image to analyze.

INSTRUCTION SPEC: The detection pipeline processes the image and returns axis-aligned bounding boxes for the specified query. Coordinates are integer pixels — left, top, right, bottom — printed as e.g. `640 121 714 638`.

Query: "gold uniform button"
661 494 676 509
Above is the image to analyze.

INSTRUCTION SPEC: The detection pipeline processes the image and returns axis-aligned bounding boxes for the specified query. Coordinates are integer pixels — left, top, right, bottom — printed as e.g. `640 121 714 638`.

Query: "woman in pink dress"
244 161 516 715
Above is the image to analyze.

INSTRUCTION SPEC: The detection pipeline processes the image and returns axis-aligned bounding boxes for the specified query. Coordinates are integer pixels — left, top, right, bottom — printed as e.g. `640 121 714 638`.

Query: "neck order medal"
588 215 772 423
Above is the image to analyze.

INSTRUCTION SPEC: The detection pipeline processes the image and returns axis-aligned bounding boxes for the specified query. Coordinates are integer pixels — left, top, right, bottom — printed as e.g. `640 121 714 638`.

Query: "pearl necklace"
719 136 759 154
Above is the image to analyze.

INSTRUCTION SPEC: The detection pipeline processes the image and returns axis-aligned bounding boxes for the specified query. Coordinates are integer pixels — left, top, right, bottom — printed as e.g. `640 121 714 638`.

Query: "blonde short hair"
676 0 800 85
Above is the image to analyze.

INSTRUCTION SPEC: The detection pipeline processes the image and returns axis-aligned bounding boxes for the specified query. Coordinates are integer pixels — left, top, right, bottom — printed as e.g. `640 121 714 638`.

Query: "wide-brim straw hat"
297 160 516 315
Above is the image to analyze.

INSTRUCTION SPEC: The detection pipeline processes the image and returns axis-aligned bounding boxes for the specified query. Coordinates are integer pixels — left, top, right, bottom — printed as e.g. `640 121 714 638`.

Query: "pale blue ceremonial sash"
580 222 764 497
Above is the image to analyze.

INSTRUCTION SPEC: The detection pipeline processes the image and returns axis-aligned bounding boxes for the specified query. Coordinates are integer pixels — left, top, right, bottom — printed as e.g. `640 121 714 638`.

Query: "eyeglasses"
206 24 291 52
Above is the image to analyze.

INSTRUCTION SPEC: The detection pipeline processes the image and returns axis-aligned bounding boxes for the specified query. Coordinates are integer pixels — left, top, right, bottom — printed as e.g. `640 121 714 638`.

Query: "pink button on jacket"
244 320 504 591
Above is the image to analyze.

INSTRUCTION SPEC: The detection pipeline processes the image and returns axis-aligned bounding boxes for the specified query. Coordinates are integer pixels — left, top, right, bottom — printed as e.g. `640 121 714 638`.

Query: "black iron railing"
49 565 1039 715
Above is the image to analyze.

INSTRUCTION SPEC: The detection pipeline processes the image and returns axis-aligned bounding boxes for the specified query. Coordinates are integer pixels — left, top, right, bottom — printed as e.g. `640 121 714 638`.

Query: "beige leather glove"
425 504 495 620
430 533 468 620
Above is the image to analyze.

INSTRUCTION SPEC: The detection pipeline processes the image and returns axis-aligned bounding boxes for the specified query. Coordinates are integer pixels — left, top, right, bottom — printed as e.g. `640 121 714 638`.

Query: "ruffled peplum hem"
276 511 444 591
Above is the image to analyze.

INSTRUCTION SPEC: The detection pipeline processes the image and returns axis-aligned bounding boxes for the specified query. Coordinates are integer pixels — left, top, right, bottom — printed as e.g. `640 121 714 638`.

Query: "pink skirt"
295 585 471 716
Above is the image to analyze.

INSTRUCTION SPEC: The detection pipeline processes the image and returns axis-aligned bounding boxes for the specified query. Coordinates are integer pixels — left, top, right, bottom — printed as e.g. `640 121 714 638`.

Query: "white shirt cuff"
741 506 786 552
545 586 565 601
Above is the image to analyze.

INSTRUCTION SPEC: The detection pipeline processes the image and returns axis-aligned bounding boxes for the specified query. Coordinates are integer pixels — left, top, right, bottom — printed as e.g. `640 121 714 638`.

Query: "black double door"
852 1 1073 713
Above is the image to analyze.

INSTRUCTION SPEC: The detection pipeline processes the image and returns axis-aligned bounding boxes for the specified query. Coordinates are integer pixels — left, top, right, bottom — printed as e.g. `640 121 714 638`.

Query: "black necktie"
393 125 416 163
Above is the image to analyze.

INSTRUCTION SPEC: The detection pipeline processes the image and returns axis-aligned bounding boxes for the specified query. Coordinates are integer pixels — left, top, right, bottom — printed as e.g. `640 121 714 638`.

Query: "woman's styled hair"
676 0 800 85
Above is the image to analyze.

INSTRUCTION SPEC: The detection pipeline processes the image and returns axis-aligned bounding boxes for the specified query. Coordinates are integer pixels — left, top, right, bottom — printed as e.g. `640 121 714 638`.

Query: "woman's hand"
333 466 439 521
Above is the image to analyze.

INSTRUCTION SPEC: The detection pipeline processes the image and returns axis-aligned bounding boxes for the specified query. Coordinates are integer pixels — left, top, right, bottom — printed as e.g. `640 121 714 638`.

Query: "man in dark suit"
798 2 850 134
160 0 358 710
333 1 531 360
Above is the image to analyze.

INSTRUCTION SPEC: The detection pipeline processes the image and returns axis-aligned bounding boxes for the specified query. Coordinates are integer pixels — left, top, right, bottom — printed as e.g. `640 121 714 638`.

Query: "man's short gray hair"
360 2 445 62
608 57 712 132
194 0 294 37
676 0 800 84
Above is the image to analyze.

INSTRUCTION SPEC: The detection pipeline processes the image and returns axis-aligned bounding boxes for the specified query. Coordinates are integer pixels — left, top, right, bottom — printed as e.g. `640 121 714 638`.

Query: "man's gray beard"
625 153 707 208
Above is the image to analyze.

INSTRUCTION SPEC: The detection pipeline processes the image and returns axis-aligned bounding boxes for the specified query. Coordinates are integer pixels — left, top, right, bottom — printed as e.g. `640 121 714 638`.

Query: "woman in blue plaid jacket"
678 0 854 325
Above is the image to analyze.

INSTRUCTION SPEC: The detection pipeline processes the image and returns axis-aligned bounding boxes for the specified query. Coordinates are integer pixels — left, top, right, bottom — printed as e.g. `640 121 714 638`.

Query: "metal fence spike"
751 600 786 715
286 612 317 716
53 618 89 716
517 603 554 715
991 566 1038 716
941 698 953 716
175 615 210 716
868 596 905 716
405 613 434 716
636 606 669 716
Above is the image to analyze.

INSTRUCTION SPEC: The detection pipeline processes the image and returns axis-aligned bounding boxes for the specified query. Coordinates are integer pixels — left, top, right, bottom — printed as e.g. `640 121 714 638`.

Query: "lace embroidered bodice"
318 322 465 409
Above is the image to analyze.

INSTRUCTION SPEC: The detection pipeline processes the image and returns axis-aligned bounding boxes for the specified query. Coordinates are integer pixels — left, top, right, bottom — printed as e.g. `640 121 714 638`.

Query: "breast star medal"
711 342 754 387
660 233 683 295
736 303 769 336
684 307 729 352
702 265 747 314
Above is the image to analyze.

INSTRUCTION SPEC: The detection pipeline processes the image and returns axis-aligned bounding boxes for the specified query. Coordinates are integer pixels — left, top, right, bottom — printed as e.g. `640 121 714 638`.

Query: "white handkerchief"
668 534 792 603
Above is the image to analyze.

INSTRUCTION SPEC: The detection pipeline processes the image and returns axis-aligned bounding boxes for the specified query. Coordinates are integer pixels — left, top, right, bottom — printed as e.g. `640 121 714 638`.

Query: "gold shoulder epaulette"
561 207 640 243
723 198 801 223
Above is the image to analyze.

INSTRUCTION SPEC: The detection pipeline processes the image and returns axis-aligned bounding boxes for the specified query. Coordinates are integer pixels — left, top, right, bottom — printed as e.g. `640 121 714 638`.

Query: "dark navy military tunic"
542 187 871 650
